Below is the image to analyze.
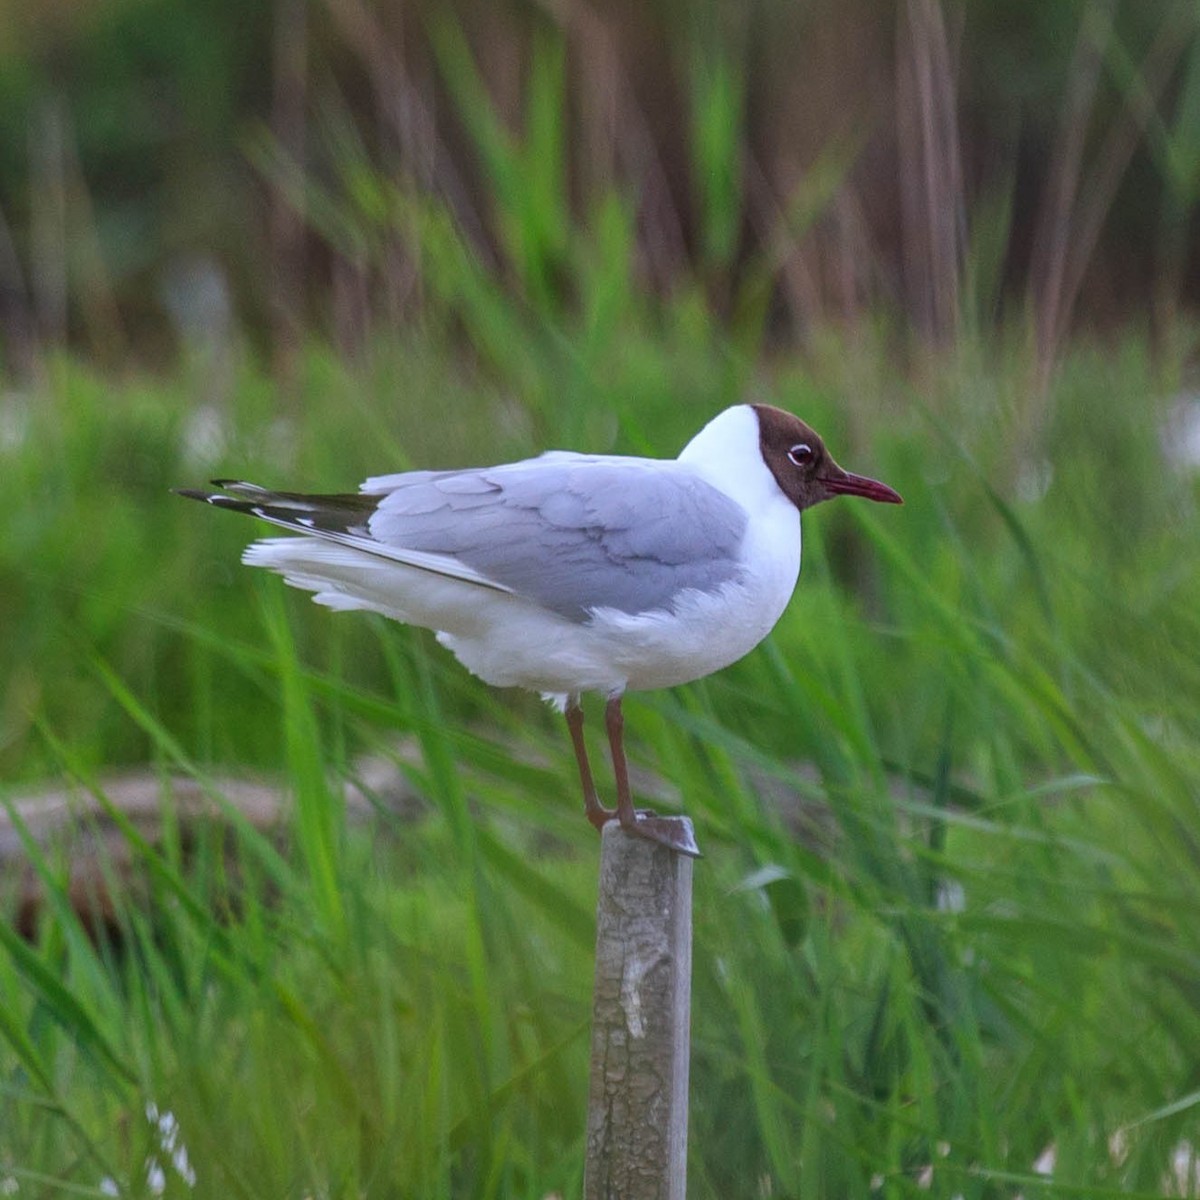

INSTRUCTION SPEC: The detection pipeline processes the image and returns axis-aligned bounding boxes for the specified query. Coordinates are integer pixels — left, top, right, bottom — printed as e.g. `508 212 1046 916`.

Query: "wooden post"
584 820 695 1200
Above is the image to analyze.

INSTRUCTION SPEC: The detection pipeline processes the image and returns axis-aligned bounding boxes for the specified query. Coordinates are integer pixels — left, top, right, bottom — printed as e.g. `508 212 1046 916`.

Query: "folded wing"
186 454 750 621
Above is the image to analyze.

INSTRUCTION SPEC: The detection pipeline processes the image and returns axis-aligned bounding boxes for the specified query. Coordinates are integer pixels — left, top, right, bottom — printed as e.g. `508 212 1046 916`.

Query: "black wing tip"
172 486 257 513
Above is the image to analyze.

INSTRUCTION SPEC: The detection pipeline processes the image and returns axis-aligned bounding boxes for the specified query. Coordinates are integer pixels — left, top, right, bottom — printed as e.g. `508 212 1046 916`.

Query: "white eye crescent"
788 443 814 466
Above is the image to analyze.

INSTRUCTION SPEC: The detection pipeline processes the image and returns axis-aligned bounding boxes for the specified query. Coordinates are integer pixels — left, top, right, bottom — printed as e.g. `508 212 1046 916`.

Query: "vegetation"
4 330 1199 1197
2 1 1200 1197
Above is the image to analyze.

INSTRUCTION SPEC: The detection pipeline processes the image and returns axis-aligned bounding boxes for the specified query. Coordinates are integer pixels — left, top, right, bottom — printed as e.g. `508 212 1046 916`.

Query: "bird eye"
788 443 814 467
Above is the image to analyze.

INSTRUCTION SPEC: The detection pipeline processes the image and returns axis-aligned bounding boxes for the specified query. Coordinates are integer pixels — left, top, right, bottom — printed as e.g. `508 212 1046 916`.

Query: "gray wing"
366 454 749 620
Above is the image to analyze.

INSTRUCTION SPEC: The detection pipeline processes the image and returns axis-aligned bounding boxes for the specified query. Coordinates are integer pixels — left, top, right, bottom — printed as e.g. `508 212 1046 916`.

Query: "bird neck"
678 405 785 514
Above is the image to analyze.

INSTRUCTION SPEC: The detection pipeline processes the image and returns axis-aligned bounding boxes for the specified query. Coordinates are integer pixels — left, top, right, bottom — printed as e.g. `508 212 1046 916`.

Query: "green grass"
4 8 1200 1197
1 321 1199 1198
4 31 1200 1194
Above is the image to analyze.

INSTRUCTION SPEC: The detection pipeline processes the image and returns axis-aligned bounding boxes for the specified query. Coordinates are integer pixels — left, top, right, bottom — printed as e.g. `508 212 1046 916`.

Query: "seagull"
177 404 901 856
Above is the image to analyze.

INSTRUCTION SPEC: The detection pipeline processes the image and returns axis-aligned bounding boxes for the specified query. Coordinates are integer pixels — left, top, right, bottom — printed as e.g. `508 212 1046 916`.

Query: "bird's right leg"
565 699 614 831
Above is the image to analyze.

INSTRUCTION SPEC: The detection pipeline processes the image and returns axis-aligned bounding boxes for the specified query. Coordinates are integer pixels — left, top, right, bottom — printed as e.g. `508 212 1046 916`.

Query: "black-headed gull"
178 404 902 855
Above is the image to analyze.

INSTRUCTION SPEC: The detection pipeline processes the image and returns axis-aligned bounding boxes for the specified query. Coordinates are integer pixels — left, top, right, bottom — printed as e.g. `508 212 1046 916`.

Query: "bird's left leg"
566 698 614 831
605 695 701 857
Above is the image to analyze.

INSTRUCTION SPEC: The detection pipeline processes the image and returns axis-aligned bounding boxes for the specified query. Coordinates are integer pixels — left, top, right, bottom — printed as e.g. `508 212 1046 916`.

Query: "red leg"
604 696 637 830
566 699 614 831
605 694 702 858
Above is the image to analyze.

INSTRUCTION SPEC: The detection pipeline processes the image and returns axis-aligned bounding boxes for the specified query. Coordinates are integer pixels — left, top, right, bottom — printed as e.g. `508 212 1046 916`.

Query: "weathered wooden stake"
584 819 695 1200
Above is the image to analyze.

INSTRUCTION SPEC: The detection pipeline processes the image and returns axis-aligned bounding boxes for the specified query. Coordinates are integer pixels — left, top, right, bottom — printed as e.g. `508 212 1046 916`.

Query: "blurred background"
4 0 1200 373
2 0 1200 1197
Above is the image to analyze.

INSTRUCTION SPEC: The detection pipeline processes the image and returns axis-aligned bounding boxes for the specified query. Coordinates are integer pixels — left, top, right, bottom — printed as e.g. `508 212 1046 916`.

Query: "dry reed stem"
896 0 964 344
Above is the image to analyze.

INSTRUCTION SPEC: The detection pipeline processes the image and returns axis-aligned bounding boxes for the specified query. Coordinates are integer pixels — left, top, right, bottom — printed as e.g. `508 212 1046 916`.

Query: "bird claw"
588 808 702 857
586 804 616 832
621 813 703 859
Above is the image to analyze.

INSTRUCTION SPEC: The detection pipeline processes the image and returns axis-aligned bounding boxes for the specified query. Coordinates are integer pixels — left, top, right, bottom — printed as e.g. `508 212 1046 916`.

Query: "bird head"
753 404 903 512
